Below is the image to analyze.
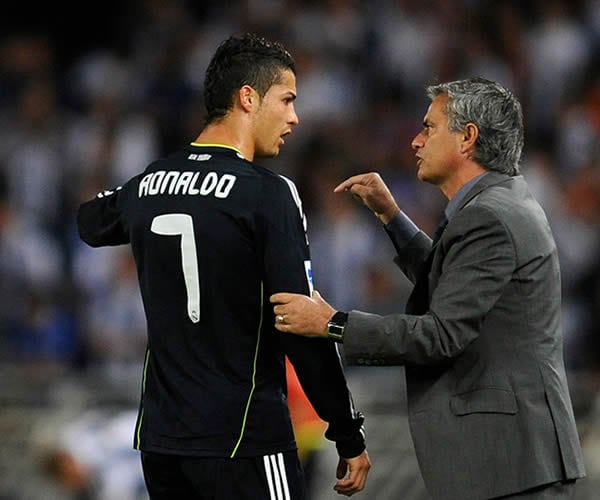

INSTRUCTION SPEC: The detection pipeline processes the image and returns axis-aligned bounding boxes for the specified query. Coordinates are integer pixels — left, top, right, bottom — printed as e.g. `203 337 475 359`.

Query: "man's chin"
416 170 435 186
257 148 280 159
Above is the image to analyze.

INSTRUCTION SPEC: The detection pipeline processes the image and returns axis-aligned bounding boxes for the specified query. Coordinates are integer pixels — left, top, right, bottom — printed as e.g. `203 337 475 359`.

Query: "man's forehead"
277 69 296 86
425 95 448 119
270 70 297 94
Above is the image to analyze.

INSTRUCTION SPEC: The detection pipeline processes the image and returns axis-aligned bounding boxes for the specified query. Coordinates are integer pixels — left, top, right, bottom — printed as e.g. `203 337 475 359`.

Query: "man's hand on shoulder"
270 290 334 337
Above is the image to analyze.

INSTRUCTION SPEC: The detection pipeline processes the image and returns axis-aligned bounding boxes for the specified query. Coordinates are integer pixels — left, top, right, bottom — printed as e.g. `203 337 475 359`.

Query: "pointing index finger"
333 177 356 193
334 173 372 193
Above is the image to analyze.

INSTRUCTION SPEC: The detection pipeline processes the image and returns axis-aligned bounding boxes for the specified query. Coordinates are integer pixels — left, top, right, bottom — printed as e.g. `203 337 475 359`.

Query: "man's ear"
238 85 257 113
460 122 479 154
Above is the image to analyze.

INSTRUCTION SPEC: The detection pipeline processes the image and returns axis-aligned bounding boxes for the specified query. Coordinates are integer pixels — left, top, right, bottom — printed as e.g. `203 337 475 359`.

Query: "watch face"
328 324 344 335
327 312 347 342
327 323 344 341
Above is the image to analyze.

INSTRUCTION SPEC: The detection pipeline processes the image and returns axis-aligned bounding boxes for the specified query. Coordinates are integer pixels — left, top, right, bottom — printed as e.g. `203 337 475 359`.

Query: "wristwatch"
327 311 348 342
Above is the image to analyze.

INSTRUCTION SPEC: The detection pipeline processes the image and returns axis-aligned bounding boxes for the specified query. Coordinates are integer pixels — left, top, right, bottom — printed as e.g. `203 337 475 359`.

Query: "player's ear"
238 85 258 113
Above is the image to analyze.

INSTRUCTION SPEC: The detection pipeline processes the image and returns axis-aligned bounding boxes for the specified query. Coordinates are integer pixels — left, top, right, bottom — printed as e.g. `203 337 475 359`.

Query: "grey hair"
426 77 524 176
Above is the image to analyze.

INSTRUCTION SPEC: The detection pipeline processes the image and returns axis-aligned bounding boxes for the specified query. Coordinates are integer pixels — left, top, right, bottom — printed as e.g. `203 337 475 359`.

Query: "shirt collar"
445 172 489 220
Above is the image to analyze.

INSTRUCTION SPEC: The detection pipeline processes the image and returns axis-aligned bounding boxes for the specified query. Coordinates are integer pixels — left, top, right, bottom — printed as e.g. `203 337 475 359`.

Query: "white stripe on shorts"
263 453 291 500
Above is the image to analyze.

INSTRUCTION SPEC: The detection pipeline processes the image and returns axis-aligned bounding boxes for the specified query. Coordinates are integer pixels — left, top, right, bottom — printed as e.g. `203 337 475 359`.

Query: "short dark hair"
203 33 296 124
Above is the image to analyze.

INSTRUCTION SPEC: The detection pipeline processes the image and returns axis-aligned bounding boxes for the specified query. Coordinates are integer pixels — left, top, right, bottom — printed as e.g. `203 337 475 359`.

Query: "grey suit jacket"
343 172 586 499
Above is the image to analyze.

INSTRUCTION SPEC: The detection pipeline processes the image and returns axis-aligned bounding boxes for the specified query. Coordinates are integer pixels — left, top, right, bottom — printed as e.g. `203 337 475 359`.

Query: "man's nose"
290 108 299 125
411 134 422 150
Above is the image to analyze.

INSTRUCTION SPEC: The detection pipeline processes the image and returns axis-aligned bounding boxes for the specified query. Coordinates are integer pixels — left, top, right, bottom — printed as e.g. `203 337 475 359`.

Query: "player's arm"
284 335 366 455
262 176 367 458
77 186 130 247
277 280 371 495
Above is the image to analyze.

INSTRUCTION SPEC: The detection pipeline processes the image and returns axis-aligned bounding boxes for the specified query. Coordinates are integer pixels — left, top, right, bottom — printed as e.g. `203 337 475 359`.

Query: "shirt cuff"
384 211 420 253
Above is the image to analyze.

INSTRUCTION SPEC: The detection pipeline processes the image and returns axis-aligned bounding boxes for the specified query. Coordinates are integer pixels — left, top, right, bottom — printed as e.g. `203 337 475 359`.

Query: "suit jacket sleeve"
343 206 516 366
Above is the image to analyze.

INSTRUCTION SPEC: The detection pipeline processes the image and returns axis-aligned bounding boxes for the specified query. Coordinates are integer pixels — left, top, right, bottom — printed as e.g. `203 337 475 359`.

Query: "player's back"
78 144 311 457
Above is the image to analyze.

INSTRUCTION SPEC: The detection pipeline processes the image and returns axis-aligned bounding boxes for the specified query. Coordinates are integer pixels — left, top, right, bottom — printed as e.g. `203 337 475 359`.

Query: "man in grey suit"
271 78 586 499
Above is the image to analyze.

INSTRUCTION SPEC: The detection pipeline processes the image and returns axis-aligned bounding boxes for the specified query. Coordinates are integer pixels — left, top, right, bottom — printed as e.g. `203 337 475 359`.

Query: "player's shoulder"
256 167 301 202
249 161 285 182
245 160 293 186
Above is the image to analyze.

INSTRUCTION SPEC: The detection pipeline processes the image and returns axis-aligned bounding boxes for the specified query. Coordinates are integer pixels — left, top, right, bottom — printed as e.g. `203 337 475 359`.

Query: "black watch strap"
327 311 348 342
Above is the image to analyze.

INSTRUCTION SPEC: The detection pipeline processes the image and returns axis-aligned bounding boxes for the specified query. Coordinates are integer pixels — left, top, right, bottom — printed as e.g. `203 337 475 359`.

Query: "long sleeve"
343 205 515 367
262 175 365 458
77 186 130 247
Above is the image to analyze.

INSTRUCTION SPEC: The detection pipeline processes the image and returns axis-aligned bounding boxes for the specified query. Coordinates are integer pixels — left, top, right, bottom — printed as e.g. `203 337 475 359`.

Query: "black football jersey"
77 144 365 458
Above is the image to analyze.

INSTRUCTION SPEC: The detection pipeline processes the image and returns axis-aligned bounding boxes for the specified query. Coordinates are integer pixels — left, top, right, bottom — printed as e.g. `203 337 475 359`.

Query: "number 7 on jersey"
151 213 201 323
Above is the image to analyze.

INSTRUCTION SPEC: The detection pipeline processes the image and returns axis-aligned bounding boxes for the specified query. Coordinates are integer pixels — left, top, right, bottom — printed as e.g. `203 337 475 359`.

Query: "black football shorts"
141 450 307 499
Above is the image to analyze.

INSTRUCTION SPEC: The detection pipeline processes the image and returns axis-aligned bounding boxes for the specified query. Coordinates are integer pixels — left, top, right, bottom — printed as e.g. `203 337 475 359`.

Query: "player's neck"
194 117 255 161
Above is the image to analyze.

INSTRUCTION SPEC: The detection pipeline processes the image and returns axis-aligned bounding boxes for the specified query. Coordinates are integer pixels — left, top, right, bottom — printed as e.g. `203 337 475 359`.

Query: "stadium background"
1 0 599 498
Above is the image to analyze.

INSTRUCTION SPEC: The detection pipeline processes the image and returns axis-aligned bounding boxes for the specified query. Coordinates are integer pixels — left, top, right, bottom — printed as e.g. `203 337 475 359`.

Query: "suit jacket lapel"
404 172 513 315
405 217 447 314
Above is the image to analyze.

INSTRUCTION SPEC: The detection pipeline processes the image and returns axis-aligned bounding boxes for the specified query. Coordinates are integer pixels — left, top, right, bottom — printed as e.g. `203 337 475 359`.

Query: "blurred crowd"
1 0 600 498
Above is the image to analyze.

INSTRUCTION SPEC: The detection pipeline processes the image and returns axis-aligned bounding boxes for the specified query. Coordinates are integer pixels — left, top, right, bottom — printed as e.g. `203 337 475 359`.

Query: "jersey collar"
190 142 246 159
